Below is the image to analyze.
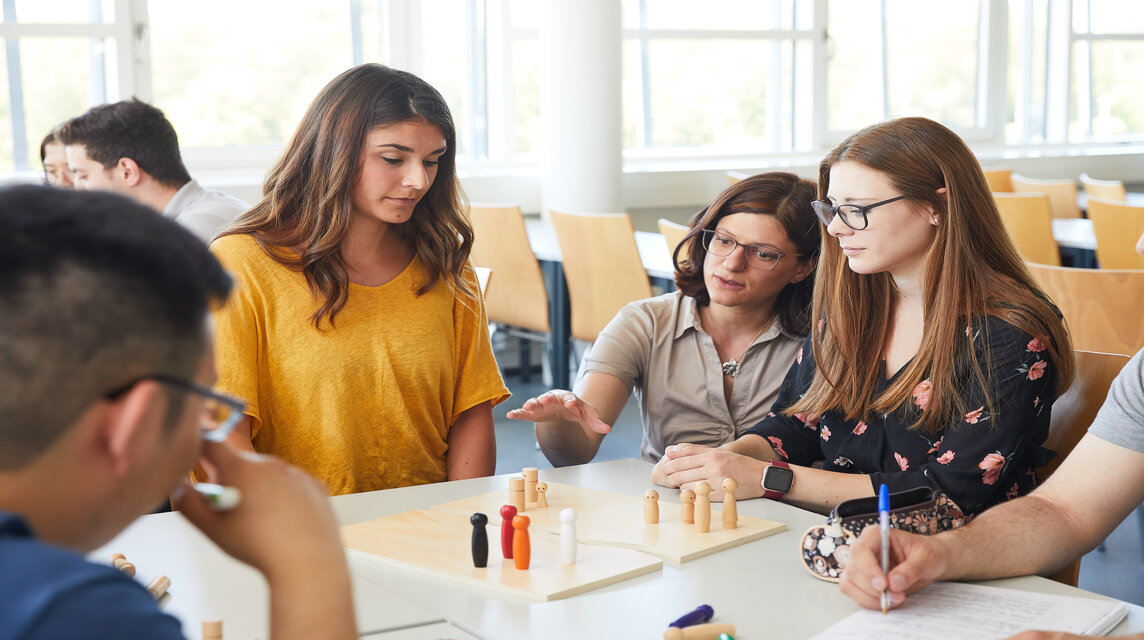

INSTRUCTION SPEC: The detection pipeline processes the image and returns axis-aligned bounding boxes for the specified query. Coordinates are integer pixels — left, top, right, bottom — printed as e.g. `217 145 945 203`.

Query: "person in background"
211 64 508 496
40 132 73 188
652 117 1074 517
54 98 247 243
840 232 1144 640
0 185 356 639
509 172 819 466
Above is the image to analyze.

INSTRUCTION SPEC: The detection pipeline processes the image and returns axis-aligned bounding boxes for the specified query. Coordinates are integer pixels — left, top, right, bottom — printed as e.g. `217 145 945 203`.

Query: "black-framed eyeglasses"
701 229 797 271
811 195 907 231
104 374 246 443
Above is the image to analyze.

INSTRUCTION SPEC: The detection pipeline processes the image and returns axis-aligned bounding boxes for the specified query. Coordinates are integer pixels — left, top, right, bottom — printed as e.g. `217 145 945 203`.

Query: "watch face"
763 466 794 493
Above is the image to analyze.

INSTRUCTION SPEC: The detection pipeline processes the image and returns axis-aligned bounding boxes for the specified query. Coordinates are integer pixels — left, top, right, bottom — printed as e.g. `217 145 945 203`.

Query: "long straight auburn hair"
220 63 474 328
787 117 1074 433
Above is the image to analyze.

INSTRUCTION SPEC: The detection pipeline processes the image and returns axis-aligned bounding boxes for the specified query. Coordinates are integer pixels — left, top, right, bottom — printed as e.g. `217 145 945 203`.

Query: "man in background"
55 98 247 242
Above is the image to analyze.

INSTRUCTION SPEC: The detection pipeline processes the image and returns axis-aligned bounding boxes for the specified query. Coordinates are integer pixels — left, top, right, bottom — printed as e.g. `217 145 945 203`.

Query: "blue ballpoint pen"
879 483 890 614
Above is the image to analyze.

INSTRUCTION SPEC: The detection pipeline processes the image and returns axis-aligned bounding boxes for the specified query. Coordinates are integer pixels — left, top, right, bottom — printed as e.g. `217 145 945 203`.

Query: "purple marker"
668 604 714 628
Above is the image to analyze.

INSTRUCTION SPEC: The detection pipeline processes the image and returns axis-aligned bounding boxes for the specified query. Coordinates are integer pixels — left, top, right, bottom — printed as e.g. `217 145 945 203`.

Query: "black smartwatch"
761 460 793 500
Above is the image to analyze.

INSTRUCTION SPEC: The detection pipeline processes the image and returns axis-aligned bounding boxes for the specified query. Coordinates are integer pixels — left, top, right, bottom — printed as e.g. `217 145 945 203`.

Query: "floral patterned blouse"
744 316 1058 516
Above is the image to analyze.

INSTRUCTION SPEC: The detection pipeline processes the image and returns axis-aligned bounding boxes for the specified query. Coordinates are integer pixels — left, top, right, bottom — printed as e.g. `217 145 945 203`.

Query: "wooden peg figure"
499 504 517 559
110 553 135 577
512 514 531 570
643 489 660 524
535 481 548 508
508 476 526 512
522 467 539 504
680 489 696 524
202 620 223 640
559 508 578 564
147 575 171 600
471 512 489 568
722 478 738 530
694 481 711 533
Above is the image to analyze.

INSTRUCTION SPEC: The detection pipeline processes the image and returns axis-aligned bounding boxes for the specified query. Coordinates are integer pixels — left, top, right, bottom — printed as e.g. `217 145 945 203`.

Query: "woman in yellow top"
211 64 509 495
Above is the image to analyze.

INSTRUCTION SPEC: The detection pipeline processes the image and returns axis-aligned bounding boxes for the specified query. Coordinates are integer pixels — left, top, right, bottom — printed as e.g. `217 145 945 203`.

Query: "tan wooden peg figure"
694 481 711 533
679 489 696 524
643 489 660 524
508 476 526 512
722 477 738 529
535 481 548 508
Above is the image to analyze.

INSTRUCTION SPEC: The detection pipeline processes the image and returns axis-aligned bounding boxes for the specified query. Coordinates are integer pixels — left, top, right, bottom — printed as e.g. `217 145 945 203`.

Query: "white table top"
524 217 676 280
1052 218 1097 251
332 459 1144 639
92 459 1144 639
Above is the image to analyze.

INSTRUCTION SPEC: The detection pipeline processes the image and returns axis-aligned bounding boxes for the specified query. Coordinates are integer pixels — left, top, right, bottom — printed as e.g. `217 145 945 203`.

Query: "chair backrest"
1086 198 1144 270
982 168 1014 193
467 204 550 333
1040 350 1131 483
1026 262 1144 356
657 218 690 261
549 210 654 343
726 170 752 186
1079 172 1126 203
1010 173 1081 219
992 193 1061 266
1039 350 1131 587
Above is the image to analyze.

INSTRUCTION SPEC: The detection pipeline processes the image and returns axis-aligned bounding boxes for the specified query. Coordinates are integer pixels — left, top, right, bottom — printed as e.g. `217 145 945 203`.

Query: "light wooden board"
432 482 787 564
341 509 662 602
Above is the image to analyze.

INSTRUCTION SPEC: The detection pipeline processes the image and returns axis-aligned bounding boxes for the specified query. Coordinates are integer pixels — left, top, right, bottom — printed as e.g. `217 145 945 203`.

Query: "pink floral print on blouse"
745 316 1057 516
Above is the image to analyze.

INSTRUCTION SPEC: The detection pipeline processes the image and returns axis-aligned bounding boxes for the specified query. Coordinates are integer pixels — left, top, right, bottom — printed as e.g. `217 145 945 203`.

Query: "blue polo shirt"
0 511 183 640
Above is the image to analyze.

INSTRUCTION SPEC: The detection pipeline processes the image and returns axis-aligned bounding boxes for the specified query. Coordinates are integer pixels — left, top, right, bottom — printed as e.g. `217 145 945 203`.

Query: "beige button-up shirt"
582 291 804 462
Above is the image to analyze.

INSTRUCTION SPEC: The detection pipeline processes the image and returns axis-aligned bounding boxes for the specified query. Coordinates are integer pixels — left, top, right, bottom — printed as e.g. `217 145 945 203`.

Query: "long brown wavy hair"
787 117 1074 434
220 63 474 328
672 171 821 336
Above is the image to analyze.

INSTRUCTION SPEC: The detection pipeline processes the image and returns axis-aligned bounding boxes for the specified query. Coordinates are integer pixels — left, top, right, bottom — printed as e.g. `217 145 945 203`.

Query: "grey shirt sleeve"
1088 349 1144 453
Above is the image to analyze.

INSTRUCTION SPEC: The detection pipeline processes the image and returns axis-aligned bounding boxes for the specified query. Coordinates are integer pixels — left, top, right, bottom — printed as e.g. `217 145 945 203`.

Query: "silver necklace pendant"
722 359 740 378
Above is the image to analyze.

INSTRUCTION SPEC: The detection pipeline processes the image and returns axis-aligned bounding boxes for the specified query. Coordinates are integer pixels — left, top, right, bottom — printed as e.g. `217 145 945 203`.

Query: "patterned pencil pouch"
799 486 970 582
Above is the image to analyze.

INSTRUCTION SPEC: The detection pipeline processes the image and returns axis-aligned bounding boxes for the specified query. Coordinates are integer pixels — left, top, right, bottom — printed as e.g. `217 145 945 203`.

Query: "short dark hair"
0 185 232 469
54 98 192 188
39 132 57 163
673 171 821 336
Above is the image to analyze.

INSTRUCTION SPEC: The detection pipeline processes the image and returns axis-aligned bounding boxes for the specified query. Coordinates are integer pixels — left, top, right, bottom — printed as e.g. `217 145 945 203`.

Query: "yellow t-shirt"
210 234 509 495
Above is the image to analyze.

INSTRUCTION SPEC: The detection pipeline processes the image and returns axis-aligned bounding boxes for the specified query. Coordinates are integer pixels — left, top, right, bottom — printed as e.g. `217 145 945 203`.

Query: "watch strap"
761 460 791 500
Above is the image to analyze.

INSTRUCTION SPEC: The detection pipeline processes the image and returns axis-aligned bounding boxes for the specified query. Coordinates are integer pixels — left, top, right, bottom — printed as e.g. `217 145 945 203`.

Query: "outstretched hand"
506 390 612 435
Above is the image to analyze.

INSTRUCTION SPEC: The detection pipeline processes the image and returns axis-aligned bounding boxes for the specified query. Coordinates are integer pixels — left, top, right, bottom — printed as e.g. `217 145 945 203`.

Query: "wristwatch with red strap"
761 460 794 501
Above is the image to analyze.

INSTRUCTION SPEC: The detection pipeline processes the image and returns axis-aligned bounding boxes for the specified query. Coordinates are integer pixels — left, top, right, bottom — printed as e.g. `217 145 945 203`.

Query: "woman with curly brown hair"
510 172 820 466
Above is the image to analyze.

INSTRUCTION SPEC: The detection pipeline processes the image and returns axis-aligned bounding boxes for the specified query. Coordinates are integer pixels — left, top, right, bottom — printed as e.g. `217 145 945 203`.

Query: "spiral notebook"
812 581 1129 639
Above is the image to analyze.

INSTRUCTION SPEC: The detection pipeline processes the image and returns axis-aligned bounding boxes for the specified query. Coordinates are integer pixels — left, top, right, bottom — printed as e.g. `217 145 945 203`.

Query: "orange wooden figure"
512 514 531 570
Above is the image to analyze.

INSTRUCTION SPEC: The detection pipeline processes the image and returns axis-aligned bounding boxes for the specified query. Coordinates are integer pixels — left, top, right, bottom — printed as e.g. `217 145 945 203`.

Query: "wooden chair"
549 210 653 343
1010 173 1082 219
1086 198 1144 270
468 205 550 379
1038 350 1131 586
657 218 690 261
992 193 1061 266
1079 173 1126 203
1026 262 1144 356
982 168 1014 193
